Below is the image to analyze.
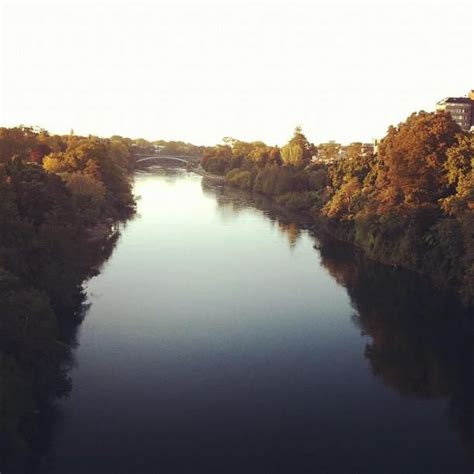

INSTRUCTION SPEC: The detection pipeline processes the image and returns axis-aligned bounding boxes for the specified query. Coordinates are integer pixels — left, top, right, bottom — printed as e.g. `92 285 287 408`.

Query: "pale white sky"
0 0 472 145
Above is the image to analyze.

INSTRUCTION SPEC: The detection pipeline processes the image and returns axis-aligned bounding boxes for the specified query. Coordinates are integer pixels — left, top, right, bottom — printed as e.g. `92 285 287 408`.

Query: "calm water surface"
51 168 472 473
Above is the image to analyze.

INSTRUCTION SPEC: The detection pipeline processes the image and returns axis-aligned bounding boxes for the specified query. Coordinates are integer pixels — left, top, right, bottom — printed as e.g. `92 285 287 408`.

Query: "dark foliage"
0 127 135 473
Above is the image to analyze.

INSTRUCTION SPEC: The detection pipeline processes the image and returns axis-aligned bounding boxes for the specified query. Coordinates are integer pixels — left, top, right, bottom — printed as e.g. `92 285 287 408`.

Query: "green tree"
281 127 315 167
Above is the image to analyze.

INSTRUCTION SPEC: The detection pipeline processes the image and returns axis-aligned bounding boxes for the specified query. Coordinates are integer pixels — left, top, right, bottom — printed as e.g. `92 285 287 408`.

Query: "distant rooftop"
437 96 473 105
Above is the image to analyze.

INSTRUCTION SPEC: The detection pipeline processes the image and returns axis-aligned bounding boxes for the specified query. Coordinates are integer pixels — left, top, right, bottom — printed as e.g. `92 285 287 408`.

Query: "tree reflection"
202 177 313 235
205 178 473 463
202 177 255 222
317 239 473 463
0 229 120 473
277 222 301 248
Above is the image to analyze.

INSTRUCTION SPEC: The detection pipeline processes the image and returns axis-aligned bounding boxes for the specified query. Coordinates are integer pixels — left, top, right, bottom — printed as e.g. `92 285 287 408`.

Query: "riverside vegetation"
0 127 136 472
201 112 474 306
0 110 472 471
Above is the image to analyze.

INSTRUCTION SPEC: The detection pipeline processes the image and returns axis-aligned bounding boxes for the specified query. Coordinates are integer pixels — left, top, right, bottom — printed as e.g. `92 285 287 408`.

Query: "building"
436 90 474 131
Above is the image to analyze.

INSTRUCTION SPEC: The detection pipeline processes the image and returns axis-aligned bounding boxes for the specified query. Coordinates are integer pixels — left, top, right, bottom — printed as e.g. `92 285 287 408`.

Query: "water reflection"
0 226 121 473
16 167 469 474
203 177 474 465
278 222 301 248
320 241 473 459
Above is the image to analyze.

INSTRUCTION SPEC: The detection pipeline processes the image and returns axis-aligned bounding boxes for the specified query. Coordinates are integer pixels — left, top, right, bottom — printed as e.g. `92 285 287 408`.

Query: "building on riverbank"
436 91 474 131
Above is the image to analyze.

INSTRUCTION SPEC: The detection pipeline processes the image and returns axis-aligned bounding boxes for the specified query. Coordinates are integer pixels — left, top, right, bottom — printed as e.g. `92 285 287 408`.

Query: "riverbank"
199 113 473 307
0 128 138 473
192 164 225 182
200 167 473 308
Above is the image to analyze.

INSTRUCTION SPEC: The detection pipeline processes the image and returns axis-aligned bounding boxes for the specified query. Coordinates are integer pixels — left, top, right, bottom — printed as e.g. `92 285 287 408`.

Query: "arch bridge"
135 155 201 167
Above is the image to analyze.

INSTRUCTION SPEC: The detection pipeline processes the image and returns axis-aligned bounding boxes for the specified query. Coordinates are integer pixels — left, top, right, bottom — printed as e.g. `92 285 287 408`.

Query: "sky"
0 0 472 146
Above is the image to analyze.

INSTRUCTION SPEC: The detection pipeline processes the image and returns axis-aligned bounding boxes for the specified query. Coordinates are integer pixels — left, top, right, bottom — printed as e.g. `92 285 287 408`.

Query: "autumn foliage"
202 112 473 303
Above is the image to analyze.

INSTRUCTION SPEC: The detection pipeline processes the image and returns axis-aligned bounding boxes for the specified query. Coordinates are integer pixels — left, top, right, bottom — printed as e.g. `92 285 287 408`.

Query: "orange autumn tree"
372 111 460 211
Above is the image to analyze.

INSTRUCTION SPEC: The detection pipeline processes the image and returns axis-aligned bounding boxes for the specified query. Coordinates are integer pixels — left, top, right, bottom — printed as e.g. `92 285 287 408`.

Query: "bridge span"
136 155 196 164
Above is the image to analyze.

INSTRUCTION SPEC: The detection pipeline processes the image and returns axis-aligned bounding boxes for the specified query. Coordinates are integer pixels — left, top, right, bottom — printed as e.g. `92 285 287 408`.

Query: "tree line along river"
48 167 472 473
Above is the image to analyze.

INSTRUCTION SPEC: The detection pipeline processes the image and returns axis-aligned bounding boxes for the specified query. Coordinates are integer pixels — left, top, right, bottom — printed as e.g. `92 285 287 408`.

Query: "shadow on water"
318 240 474 464
202 177 474 467
0 226 121 473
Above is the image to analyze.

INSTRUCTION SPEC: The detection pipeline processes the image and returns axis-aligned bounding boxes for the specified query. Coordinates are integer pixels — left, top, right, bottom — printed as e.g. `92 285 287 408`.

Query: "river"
50 167 472 473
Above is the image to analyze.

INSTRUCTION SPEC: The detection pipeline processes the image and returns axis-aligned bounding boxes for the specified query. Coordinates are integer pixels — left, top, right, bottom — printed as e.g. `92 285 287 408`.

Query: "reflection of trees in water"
277 222 301 248
0 230 120 473
318 240 473 463
205 179 473 463
202 178 312 246
201 177 255 222
137 166 189 187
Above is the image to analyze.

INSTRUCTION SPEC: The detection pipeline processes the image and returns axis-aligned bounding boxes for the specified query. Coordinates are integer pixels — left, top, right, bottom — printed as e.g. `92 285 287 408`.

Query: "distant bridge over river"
135 155 201 167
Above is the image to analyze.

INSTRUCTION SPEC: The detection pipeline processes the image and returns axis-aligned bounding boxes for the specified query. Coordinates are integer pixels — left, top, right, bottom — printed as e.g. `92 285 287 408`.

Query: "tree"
316 142 341 163
0 126 38 163
201 145 232 174
374 111 460 209
444 132 474 195
42 152 70 174
63 172 106 222
281 127 315 167
323 177 362 219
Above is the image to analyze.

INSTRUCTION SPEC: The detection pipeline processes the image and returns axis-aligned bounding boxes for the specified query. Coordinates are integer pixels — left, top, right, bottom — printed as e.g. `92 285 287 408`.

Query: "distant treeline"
128 137 207 156
201 114 474 305
0 127 136 472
